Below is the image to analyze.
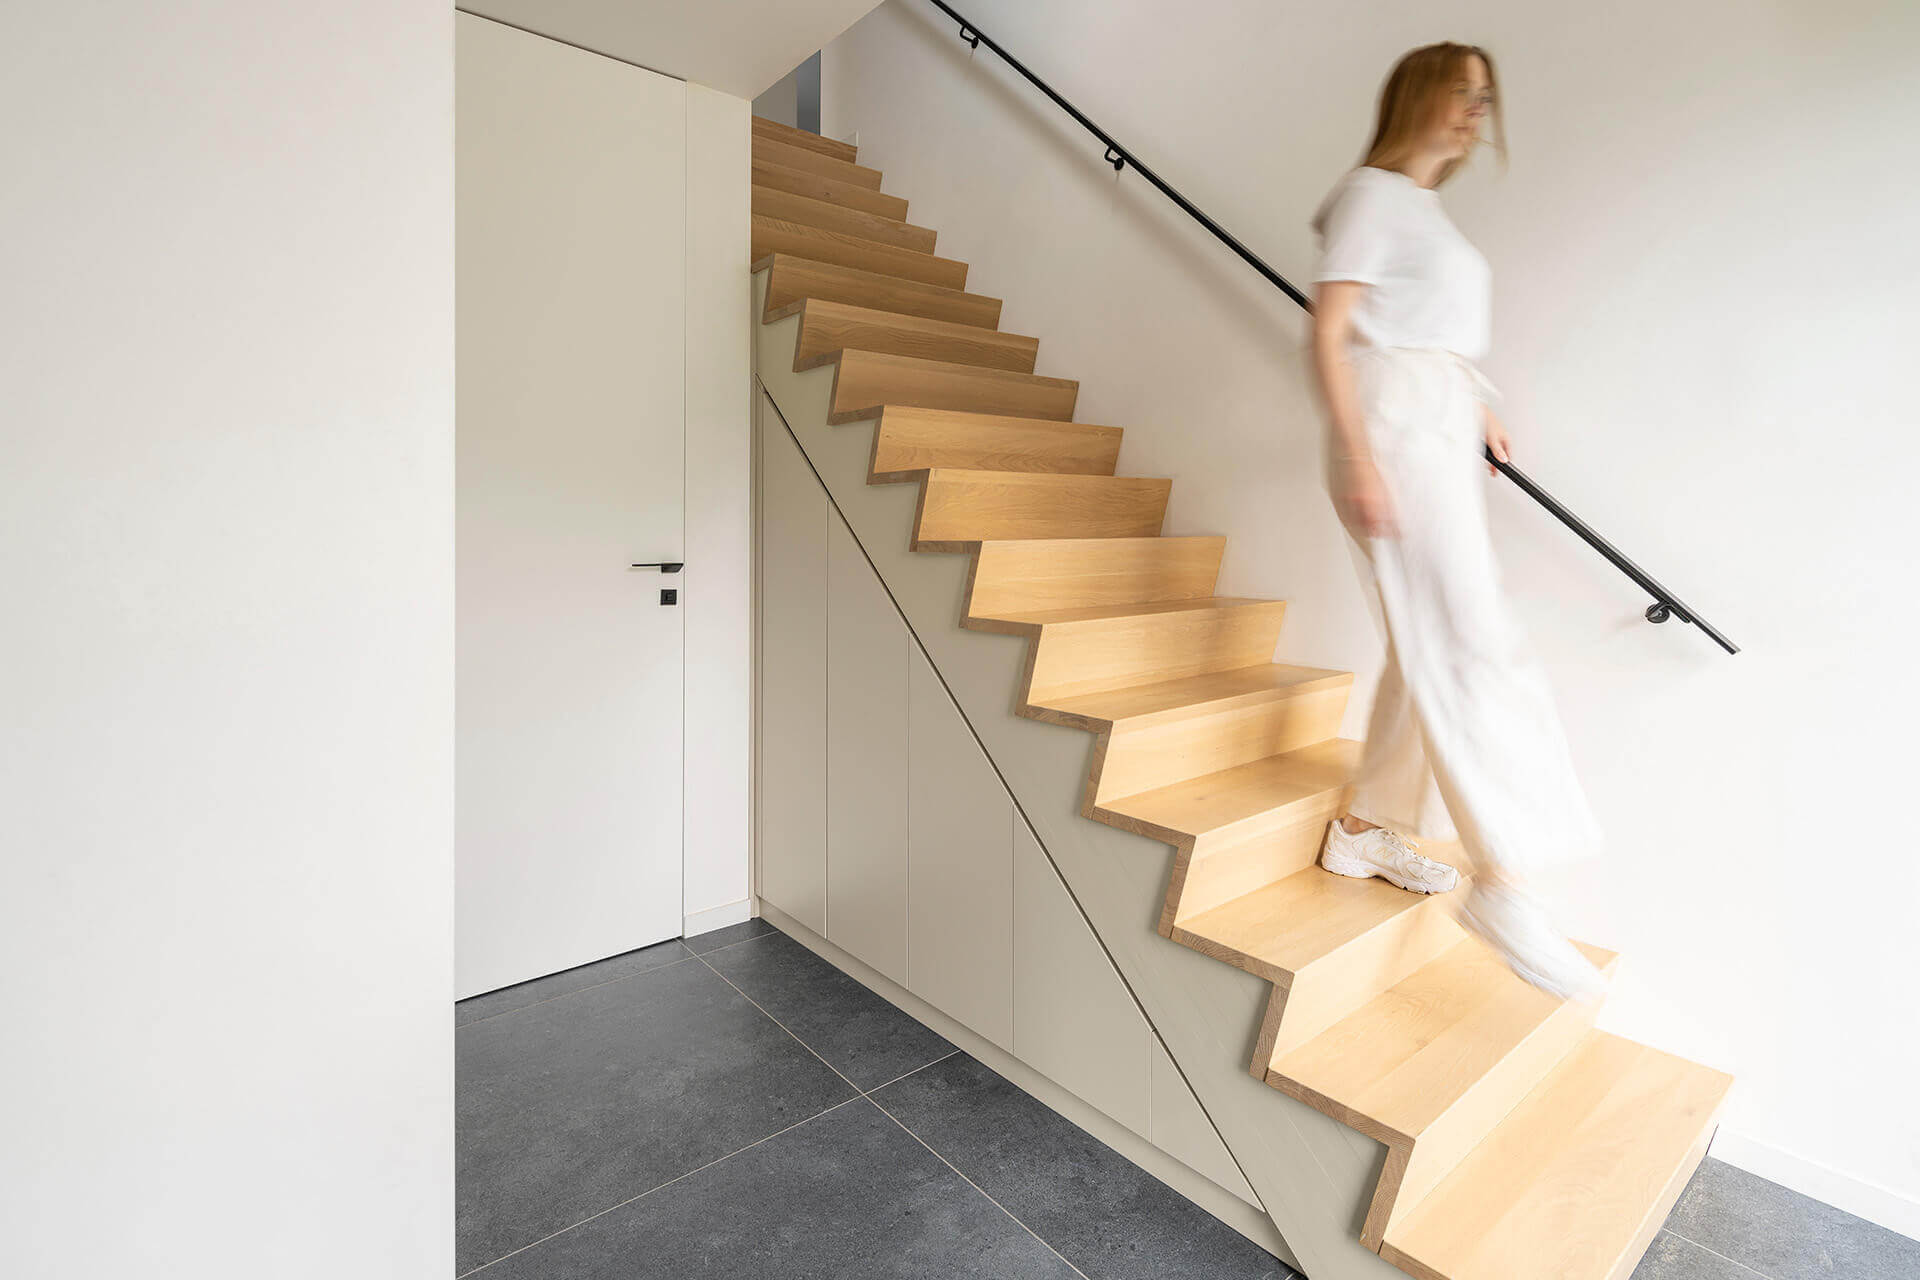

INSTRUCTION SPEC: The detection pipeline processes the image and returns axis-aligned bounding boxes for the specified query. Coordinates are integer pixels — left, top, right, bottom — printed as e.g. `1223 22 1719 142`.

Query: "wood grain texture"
752 158 908 220
828 350 1078 425
1088 674 1353 805
753 159 1733 1280
752 114 857 162
752 216 968 289
993 598 1287 705
753 184 937 253
759 255 1001 330
964 536 1216 617
871 408 1122 482
1272 938 1618 1248
794 298 1037 374
913 469 1168 549
1380 1032 1733 1280
752 134 884 188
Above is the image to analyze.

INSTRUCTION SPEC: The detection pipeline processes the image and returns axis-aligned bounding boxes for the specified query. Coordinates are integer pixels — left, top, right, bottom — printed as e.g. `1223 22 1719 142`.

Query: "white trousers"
1328 347 1604 877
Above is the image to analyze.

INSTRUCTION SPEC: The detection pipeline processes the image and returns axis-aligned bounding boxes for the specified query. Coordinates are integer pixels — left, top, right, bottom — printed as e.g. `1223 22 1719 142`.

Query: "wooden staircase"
748 114 1733 1280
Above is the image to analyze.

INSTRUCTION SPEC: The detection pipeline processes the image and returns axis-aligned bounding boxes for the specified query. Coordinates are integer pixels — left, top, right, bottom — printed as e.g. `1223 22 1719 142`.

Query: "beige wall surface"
818 0 1920 1237
1 1 454 1272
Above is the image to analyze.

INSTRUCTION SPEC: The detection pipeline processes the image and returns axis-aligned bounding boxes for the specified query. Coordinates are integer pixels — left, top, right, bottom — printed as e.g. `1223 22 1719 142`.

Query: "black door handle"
631 562 684 573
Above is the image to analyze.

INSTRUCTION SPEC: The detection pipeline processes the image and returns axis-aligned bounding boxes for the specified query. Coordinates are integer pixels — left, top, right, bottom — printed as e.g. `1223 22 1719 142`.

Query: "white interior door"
456 14 687 999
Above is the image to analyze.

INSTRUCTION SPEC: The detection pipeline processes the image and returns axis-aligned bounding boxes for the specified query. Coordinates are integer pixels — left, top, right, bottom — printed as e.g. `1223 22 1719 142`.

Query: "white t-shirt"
1310 166 1492 361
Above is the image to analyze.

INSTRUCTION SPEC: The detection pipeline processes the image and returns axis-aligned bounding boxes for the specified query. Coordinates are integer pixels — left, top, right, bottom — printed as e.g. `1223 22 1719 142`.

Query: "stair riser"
753 186 936 253
752 136 883 188
751 160 908 220
966 537 1219 617
830 355 1078 426
1091 683 1352 806
916 475 1168 549
1357 987 1606 1250
1156 804 1347 933
795 305 1036 375
753 217 968 290
873 414 1122 483
751 117 857 163
1274 901 1465 1059
762 258 1001 330
1022 606 1286 705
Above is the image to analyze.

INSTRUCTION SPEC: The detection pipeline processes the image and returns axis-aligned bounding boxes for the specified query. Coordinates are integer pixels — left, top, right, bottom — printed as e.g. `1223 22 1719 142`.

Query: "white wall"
821 0 1920 1234
458 0 885 98
684 83 757 933
0 2 452 1276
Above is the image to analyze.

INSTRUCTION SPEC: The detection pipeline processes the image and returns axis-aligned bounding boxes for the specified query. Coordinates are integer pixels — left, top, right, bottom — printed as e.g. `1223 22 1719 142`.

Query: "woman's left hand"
1483 405 1512 476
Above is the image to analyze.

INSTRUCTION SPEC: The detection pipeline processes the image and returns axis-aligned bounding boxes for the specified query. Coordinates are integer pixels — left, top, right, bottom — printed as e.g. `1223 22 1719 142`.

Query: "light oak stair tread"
914 469 1168 548
830 351 1078 424
1036 663 1354 729
871 408 1122 480
978 594 1277 630
758 255 1002 330
1103 737 1361 839
794 298 1038 374
751 135 885 188
1271 937 1619 1144
1175 862 1464 983
753 216 969 290
752 184 937 253
751 115 858 163
1380 1031 1733 1280
751 159 909 221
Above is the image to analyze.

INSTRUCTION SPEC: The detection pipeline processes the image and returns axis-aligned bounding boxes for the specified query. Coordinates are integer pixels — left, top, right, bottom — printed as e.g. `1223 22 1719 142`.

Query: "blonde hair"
1362 42 1506 187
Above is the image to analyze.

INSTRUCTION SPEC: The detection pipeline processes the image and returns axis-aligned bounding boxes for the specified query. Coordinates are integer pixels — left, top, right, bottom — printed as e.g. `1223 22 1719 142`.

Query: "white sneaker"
1454 881 1609 1003
1320 820 1460 894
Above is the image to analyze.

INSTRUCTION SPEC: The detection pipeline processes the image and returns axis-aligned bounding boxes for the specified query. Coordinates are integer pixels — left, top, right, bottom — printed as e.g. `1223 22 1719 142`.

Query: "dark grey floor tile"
699 931 954 1090
457 957 856 1274
456 939 693 1026
1663 1157 1920 1280
684 916 776 954
1631 1231 1765 1278
871 1053 1295 1280
472 1098 1080 1280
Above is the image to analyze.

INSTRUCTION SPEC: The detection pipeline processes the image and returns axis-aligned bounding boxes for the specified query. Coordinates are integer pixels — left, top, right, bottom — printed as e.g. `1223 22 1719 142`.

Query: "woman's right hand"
1334 455 1398 539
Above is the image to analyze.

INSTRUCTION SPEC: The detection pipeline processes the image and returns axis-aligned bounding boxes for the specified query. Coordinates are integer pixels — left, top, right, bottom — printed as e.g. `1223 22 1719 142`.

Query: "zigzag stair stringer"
756 270 1412 1280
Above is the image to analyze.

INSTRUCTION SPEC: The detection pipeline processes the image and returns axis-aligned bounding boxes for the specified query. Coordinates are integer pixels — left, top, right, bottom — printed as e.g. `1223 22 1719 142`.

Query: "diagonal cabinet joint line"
865 1091 1096 1280
457 1095 867 1279
753 374 1269 1212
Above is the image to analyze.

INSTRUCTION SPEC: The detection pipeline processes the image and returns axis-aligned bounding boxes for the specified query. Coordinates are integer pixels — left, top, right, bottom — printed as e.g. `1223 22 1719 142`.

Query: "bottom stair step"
1380 1030 1734 1280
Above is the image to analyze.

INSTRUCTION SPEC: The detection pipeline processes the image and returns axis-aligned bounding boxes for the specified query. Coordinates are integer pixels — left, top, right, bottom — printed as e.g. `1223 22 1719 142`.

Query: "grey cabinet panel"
826 518 910 985
1013 817 1153 1137
756 409 827 934
906 647 1014 1051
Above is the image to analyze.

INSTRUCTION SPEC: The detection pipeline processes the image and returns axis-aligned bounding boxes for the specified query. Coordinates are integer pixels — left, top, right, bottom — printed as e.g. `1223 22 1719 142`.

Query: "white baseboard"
682 897 754 939
1711 1128 1920 1242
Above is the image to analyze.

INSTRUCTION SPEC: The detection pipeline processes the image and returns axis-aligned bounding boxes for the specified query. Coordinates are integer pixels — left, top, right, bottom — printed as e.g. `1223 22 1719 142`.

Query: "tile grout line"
692 954 1090 1278
456 1096 867 1278
864 1092 1096 1280
457 952 702 1027
456 930 779 1028
691 951 870 1096
862 1048 962 1096
1655 1228 1778 1279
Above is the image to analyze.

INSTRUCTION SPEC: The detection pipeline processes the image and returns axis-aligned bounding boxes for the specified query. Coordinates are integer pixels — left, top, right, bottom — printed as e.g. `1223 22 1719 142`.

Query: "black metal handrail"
926 0 1737 655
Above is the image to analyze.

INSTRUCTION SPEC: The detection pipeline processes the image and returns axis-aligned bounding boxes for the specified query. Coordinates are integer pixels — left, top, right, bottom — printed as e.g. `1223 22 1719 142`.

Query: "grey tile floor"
457 920 1919 1279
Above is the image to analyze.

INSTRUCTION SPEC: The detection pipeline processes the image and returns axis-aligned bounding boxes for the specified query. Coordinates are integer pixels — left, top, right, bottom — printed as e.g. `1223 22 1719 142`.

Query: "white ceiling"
459 0 886 100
